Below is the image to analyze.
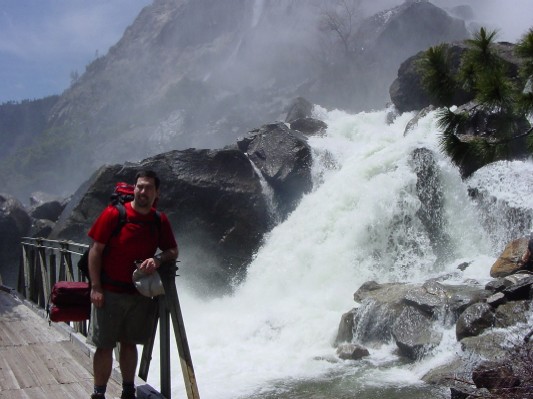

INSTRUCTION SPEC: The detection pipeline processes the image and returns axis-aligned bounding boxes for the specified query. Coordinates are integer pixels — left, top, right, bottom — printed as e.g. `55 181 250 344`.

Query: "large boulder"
51 148 271 287
490 237 528 277
455 302 495 341
403 280 488 324
392 305 442 360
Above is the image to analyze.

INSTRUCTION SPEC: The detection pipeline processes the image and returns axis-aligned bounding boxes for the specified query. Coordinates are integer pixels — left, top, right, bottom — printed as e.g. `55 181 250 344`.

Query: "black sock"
94 384 107 395
122 381 135 395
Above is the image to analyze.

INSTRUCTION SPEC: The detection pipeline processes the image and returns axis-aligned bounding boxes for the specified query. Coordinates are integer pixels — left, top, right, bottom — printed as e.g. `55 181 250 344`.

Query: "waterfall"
149 107 531 399
247 155 281 225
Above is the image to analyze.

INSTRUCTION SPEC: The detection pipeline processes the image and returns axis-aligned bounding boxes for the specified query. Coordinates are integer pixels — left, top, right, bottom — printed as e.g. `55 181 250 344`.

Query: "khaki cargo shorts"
88 290 157 348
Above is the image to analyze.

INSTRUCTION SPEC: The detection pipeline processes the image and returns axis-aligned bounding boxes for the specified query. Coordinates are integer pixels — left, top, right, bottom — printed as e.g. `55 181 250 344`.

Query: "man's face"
134 177 159 209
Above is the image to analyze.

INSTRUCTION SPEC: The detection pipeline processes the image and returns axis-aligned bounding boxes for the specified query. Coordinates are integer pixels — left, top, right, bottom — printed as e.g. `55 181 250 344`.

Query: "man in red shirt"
88 170 178 399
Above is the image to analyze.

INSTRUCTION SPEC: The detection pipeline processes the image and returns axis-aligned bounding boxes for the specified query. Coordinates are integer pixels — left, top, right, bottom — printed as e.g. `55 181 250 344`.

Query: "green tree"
418 27 533 177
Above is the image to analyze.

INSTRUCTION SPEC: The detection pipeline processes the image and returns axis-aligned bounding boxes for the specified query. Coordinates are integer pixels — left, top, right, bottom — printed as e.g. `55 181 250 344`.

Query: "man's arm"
155 247 178 266
89 241 106 308
138 247 178 274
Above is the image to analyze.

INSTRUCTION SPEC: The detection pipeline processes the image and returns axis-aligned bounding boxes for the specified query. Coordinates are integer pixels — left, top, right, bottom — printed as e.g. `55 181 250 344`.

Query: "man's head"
132 170 160 212
135 170 160 189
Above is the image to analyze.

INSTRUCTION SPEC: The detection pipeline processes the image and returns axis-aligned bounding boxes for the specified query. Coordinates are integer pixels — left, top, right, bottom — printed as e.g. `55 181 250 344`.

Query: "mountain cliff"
0 0 469 200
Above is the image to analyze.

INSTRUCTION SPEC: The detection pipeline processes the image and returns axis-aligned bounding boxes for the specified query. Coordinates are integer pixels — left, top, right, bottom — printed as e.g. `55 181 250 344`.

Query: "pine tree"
418 27 533 177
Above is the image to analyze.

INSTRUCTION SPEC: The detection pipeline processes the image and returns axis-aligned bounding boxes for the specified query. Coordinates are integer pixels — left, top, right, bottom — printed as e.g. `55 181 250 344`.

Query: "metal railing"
18 237 89 334
18 237 200 399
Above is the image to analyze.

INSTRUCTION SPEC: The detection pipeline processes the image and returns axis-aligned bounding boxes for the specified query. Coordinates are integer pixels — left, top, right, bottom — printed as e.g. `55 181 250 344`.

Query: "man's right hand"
91 285 105 308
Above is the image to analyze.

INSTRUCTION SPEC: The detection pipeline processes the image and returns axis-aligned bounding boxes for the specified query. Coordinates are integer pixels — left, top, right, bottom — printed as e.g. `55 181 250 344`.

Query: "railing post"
20 244 31 299
37 239 51 307
159 299 171 398
159 262 200 399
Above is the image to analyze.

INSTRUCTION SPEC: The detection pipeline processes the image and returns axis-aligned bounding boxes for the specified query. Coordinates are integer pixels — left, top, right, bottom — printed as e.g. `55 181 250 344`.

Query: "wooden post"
138 262 200 399
159 263 200 399
159 299 171 398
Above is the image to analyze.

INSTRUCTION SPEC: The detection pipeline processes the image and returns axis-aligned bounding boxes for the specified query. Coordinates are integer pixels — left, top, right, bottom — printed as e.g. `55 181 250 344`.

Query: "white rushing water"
149 107 533 398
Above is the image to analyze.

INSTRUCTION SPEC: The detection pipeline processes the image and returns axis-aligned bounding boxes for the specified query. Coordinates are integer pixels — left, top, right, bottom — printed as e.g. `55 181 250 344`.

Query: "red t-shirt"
88 202 177 293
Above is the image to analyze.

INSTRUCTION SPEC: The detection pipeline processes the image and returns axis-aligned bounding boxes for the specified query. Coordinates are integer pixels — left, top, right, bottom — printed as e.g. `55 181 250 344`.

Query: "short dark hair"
135 170 160 189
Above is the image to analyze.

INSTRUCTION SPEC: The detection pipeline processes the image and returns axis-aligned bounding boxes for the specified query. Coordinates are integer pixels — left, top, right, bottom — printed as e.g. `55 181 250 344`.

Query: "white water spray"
149 107 531 399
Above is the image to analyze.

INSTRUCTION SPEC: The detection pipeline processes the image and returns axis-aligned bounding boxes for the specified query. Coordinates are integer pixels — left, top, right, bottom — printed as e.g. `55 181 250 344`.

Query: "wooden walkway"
0 287 124 399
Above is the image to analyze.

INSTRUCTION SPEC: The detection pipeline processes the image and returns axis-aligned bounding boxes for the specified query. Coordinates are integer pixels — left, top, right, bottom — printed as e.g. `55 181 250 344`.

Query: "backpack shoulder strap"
111 203 127 237
154 210 161 231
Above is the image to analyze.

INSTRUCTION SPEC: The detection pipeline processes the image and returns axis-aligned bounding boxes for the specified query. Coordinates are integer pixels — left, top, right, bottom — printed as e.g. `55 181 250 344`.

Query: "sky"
0 0 532 104
0 0 152 104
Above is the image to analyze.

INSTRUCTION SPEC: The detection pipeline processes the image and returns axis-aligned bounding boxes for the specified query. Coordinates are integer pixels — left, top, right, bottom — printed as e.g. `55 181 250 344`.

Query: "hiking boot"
90 394 106 399
120 392 136 399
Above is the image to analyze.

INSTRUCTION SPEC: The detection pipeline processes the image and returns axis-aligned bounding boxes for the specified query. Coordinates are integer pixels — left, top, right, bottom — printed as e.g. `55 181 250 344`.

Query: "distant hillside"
0 96 58 159
0 0 469 201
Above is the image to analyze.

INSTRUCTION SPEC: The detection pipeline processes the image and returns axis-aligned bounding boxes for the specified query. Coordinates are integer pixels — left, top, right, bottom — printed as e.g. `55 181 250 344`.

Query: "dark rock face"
0 193 31 286
1 0 475 201
49 123 318 288
51 148 270 286
238 122 313 219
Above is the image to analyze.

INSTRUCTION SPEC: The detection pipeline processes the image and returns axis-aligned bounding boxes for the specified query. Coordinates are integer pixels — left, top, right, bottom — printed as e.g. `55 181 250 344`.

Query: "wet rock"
334 308 357 345
485 292 506 307
490 237 528 277
238 122 312 218
485 278 511 293
403 280 449 316
289 118 327 136
460 330 509 361
404 280 488 323
349 281 413 344
50 148 270 287
494 300 530 328
456 303 495 341
392 305 442 360
472 360 520 391
502 274 533 301
336 343 370 361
